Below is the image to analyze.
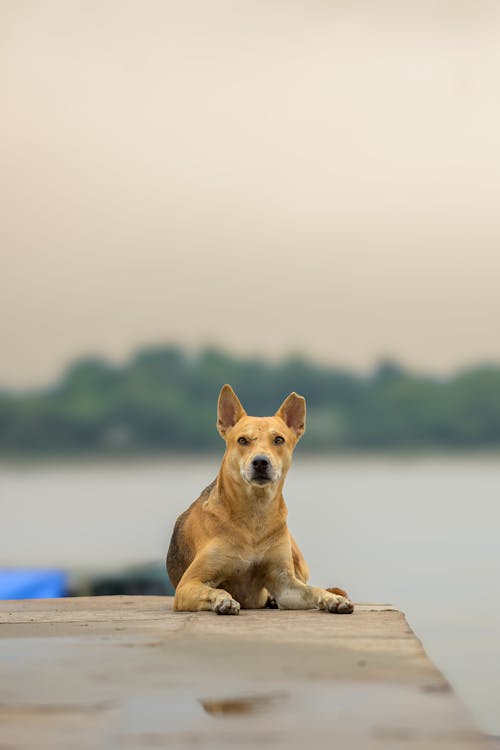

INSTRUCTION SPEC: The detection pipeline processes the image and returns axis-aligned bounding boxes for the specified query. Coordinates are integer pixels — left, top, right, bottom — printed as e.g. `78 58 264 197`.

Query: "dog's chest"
220 553 269 606
224 547 273 591
231 552 262 577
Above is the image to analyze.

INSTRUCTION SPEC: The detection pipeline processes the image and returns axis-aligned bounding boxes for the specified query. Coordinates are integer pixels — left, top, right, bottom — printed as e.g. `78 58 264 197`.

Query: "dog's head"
217 384 306 488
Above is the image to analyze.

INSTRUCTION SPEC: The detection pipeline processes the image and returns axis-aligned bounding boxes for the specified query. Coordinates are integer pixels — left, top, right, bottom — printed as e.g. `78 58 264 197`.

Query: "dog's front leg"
268 568 353 614
174 580 240 614
173 549 240 615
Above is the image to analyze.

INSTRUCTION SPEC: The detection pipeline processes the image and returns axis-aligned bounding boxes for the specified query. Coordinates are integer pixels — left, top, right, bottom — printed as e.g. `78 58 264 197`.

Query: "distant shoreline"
2 447 500 466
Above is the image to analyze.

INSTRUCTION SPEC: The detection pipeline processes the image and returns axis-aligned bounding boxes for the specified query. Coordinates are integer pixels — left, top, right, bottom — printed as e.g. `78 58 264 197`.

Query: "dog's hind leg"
264 593 279 609
250 587 274 609
326 586 349 598
290 533 310 583
290 534 349 600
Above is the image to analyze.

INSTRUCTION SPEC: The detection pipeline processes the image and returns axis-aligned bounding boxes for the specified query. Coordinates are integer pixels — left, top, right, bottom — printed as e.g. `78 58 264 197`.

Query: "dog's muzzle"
249 454 273 484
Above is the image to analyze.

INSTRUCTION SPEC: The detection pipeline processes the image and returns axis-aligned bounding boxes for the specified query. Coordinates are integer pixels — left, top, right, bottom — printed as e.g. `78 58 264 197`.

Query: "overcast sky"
2 1 500 387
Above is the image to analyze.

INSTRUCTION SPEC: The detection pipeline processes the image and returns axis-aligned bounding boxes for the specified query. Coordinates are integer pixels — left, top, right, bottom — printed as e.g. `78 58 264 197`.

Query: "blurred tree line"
0 345 499 454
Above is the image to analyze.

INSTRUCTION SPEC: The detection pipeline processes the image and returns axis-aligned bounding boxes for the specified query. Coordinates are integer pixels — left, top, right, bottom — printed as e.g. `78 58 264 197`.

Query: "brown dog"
166 385 353 615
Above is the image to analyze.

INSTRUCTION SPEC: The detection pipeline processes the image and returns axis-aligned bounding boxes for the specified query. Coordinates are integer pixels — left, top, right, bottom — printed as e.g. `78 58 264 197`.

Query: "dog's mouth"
241 461 281 487
242 467 276 486
250 474 273 485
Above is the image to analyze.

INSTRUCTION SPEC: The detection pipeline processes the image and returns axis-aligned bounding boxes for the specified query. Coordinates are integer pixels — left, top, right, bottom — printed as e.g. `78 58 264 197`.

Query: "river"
1 455 499 736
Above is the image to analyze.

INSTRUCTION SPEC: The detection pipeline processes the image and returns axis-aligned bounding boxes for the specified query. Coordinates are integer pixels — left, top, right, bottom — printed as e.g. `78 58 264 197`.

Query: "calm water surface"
1 456 499 735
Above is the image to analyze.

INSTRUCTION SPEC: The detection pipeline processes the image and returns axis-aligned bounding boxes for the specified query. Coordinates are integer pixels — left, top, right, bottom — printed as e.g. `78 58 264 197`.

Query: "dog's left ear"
275 392 306 440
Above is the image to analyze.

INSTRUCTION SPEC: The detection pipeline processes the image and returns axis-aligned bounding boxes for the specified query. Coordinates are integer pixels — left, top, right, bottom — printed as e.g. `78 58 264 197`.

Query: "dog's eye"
274 436 285 445
237 436 248 446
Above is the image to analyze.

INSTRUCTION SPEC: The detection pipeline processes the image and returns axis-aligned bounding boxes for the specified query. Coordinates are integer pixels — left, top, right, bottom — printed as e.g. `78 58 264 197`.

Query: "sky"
2 1 500 388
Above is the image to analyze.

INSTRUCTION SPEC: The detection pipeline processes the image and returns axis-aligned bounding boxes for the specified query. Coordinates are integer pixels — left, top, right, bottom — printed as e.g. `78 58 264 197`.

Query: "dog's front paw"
318 592 354 614
213 595 241 616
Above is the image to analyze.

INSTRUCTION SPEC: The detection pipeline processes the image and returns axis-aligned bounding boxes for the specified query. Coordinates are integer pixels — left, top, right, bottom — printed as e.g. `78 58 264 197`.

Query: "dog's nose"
252 455 270 471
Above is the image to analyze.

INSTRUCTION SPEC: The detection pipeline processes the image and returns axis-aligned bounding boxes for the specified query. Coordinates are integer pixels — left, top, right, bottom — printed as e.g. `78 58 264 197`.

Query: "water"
1 455 499 736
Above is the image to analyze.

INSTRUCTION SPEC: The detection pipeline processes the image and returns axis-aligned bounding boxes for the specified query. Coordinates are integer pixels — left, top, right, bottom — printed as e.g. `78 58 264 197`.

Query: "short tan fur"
166 385 353 615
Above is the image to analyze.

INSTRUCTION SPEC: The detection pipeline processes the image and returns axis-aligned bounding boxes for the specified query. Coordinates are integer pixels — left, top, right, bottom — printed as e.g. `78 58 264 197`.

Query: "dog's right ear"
217 384 247 438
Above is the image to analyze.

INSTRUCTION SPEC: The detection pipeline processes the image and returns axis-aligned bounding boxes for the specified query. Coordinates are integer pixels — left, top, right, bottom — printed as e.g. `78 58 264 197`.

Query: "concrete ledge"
0 597 493 749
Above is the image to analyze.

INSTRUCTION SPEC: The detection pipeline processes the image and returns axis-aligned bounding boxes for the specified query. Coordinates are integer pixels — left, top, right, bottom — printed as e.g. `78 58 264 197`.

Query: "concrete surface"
0 596 493 749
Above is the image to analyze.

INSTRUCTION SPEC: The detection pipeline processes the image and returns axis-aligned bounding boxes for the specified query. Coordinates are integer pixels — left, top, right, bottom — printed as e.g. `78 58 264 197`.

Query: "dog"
166 385 353 615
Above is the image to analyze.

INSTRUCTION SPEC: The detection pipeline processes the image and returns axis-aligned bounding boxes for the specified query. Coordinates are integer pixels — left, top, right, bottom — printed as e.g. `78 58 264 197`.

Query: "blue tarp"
0 570 67 599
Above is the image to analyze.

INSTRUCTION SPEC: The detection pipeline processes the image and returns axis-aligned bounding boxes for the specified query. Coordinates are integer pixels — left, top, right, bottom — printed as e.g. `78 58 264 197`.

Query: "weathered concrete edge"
0 596 495 749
